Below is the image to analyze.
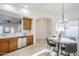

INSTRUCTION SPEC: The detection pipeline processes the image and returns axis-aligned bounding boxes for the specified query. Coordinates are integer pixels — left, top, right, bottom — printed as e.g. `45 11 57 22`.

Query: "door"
36 19 48 40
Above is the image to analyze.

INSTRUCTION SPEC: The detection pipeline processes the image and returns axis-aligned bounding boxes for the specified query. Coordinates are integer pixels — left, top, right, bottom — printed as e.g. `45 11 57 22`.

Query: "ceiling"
0 3 79 21
0 10 21 24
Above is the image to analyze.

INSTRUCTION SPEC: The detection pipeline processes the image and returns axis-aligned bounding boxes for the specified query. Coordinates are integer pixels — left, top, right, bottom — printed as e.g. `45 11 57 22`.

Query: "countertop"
0 33 33 39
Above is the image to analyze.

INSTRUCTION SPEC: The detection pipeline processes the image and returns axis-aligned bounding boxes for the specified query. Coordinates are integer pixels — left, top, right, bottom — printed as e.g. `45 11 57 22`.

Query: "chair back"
46 38 50 45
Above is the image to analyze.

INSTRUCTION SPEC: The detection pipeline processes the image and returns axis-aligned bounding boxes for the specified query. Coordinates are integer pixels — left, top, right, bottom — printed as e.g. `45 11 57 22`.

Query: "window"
56 19 64 32
4 27 10 33
11 27 14 33
65 19 78 37
0 26 3 33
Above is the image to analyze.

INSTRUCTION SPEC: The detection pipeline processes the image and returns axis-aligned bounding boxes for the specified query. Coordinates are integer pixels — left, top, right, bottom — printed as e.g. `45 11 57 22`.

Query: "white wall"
31 19 36 44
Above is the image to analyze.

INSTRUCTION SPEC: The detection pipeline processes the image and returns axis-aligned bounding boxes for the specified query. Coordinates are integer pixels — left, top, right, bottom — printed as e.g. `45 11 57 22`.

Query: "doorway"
36 18 48 40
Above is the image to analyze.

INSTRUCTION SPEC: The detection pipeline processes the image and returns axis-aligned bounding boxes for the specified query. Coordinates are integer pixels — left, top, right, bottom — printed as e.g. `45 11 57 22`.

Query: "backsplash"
23 30 32 35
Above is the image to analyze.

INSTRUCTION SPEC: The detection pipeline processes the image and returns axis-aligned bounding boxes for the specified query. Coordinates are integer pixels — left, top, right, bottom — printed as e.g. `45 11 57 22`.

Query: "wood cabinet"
26 35 33 46
23 17 32 30
8 38 18 52
0 35 33 55
0 37 18 55
0 39 8 55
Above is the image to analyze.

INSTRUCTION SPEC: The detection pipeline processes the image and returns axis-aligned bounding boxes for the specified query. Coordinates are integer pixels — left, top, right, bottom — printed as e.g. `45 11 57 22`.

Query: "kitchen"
0 11 33 55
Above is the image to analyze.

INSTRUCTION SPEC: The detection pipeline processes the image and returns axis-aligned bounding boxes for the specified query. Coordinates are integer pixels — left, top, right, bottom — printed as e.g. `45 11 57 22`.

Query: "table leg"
57 43 60 56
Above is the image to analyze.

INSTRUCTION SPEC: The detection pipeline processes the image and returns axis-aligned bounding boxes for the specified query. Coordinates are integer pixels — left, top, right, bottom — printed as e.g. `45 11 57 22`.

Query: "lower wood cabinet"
0 39 8 55
0 37 18 55
0 35 33 55
26 35 33 46
8 38 18 52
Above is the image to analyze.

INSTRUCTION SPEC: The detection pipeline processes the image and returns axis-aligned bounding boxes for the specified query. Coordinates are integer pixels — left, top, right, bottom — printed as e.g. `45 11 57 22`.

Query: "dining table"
48 36 76 56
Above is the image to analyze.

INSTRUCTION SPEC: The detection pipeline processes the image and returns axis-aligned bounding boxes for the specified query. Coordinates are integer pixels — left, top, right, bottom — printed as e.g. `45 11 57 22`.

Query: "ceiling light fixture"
24 5 28 8
21 8 29 14
40 18 44 22
40 19 44 22
3 4 14 10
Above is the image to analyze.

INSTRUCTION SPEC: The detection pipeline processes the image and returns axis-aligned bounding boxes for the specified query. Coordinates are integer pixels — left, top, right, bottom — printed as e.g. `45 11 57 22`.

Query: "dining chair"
46 38 56 50
65 43 77 56
61 36 76 54
46 38 56 55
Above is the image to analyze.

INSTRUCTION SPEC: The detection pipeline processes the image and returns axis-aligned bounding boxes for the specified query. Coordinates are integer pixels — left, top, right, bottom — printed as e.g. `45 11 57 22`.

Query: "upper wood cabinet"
23 17 32 30
0 39 8 55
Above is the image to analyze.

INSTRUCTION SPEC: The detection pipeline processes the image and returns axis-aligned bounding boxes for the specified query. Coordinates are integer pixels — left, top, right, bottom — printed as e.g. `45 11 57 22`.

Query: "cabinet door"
8 38 17 52
23 18 32 30
0 39 8 55
27 36 33 46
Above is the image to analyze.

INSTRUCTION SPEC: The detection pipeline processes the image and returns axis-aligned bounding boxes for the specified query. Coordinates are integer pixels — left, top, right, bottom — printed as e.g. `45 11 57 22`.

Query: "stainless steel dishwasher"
18 36 26 48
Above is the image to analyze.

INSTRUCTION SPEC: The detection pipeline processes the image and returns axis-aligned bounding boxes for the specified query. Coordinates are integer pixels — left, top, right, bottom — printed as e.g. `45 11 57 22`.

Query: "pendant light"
57 3 65 56
62 3 64 24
